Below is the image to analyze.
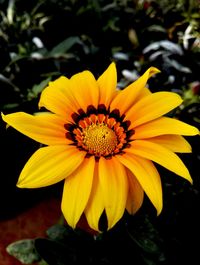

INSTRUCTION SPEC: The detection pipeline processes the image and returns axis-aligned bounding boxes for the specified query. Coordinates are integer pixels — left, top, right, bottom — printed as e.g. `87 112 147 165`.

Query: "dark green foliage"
33 217 166 265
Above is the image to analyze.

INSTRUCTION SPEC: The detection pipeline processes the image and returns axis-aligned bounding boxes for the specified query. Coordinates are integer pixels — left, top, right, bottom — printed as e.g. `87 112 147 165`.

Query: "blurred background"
0 0 200 264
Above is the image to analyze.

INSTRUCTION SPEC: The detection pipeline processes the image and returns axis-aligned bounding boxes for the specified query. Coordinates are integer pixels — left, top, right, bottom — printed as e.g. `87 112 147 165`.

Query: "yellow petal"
97 62 117 107
17 145 86 188
39 76 76 120
98 157 128 230
110 67 160 114
2 112 70 145
69 70 99 111
126 92 183 127
147 135 192 153
137 87 152 100
125 168 144 215
128 140 192 183
133 116 199 139
85 162 104 232
61 156 95 229
116 153 162 215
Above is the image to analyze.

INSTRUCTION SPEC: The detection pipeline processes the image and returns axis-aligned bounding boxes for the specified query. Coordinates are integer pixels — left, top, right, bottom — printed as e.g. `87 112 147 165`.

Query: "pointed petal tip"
110 61 116 68
63 215 77 230
1 113 10 129
175 93 184 104
1 112 7 123
16 177 32 188
16 180 25 189
1 112 19 125
109 61 117 73
188 126 199 136
183 167 193 184
108 61 114 65
38 100 42 109
152 195 162 216
156 206 162 216
182 171 193 185
188 176 193 185
38 97 46 109
149 66 161 76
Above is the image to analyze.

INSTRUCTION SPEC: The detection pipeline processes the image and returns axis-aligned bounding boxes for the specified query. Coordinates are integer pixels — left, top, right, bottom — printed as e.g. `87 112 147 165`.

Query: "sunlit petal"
125 168 144 215
69 70 99 111
17 145 86 188
147 135 192 153
133 116 199 139
116 153 162 215
85 162 104 232
2 112 70 145
61 156 95 228
126 92 183 127
110 67 160 114
98 62 117 107
128 140 192 183
98 157 128 229
39 76 76 120
136 87 152 100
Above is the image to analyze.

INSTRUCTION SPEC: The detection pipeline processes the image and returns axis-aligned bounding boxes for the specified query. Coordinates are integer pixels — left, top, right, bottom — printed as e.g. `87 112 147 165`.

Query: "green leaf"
2 103 20 110
48 36 82 57
27 77 51 100
6 239 41 264
46 224 71 241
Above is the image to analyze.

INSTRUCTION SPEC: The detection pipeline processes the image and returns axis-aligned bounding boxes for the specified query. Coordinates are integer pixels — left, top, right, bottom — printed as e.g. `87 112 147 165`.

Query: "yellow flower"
2 63 199 231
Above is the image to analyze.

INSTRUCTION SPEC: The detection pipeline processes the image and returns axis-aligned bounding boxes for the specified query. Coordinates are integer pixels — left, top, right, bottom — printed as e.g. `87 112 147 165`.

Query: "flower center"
82 124 118 156
65 105 134 158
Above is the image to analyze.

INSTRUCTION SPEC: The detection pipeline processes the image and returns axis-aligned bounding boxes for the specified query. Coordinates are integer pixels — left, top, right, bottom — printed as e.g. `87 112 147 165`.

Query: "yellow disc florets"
82 124 118 156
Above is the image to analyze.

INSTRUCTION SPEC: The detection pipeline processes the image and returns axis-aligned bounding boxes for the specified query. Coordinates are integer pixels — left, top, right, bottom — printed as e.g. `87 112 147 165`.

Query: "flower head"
2 63 199 231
